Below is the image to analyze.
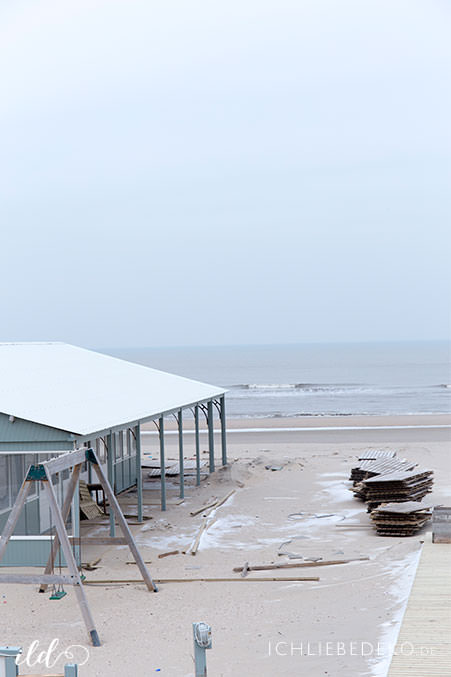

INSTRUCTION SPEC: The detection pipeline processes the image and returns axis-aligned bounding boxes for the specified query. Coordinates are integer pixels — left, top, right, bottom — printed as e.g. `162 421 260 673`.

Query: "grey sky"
1 0 450 347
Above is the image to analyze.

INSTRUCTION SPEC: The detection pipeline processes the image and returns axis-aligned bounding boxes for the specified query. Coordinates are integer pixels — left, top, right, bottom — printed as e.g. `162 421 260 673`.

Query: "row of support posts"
53 397 225 581
106 423 143 537
100 397 226 522
158 396 227 511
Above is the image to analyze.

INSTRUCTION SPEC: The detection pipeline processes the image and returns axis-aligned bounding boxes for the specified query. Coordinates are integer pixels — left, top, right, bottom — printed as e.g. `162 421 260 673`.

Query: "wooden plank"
190 499 220 517
186 517 217 556
158 550 180 559
233 558 369 572
212 490 235 511
69 537 127 546
85 576 320 584
0 573 76 585
42 449 88 474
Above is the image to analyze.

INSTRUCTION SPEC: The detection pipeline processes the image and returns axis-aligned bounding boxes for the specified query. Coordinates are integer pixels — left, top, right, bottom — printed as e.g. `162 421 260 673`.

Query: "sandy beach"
1 414 450 676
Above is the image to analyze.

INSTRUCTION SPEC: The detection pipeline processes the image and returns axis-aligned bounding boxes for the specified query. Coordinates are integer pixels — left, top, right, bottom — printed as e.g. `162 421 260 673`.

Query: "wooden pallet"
358 449 397 461
350 458 417 483
370 502 432 536
79 480 103 520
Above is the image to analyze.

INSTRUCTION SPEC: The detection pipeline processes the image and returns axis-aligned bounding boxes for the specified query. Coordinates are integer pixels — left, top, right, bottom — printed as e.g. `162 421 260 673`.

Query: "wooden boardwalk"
388 533 451 676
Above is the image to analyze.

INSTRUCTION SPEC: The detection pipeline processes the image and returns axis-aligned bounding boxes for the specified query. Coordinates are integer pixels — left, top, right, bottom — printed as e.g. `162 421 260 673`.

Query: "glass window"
115 432 124 461
97 437 107 463
10 455 25 504
124 429 131 458
0 456 9 510
129 429 136 456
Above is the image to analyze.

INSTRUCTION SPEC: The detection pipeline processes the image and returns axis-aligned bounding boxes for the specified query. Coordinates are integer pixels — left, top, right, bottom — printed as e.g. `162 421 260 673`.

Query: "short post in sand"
0 646 21 677
193 622 212 676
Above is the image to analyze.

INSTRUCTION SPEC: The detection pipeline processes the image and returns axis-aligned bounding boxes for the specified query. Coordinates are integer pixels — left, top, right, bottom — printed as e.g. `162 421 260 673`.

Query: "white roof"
0 342 225 436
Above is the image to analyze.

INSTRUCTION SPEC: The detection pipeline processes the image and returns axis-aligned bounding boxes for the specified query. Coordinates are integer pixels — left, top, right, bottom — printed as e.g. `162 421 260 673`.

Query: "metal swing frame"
0 447 157 647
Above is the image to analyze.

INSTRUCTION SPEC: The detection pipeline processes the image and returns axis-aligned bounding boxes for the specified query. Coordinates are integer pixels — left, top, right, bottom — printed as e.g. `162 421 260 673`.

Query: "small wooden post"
65 663 79 677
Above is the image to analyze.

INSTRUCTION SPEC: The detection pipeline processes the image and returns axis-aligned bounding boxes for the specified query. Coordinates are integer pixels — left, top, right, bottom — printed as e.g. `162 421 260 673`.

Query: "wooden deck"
388 532 451 676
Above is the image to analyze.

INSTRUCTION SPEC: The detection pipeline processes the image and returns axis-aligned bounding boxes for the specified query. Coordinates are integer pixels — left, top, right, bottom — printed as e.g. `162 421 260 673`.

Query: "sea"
109 341 451 419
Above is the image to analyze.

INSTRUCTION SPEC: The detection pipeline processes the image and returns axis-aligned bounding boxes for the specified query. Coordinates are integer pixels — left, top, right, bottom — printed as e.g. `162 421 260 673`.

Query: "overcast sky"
1 0 450 348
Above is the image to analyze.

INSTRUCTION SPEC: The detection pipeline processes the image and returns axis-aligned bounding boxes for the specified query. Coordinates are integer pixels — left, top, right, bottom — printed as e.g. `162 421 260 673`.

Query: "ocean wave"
227 382 451 395
229 410 448 419
228 382 358 391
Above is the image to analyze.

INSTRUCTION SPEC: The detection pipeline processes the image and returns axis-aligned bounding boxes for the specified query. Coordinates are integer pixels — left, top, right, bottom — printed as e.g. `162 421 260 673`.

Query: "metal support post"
107 432 115 537
193 622 212 677
178 409 184 499
194 405 201 486
159 416 166 511
220 396 227 466
207 400 215 473
136 423 143 523
0 646 21 677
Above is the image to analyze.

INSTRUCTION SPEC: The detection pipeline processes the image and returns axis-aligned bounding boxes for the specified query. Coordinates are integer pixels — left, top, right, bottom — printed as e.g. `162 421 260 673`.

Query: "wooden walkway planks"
388 533 451 676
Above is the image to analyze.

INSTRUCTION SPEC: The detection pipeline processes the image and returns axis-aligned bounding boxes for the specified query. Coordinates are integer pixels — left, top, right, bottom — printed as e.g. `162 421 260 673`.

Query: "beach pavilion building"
0 342 226 565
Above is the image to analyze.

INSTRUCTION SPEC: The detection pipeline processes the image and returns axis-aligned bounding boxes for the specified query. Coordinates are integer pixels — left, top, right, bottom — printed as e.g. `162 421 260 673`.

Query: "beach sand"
1 415 450 676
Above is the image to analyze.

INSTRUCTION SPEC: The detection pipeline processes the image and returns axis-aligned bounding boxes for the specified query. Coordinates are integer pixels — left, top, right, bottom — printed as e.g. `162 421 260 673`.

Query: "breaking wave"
229 383 357 391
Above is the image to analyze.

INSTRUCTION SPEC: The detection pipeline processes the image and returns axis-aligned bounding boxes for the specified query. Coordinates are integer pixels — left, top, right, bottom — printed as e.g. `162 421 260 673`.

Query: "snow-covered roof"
0 342 225 436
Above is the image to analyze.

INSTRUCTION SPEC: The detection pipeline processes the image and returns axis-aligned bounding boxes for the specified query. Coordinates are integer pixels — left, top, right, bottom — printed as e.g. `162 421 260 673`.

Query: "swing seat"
49 590 67 600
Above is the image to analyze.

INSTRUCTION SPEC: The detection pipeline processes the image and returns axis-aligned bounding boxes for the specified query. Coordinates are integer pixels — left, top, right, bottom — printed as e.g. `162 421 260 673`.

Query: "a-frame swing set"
0 447 157 646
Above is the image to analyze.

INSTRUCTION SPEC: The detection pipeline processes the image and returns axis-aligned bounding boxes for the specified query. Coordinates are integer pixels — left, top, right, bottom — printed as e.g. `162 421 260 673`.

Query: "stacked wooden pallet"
350 457 417 484
362 468 434 510
357 449 397 461
370 501 432 536
348 450 434 536
79 480 103 520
